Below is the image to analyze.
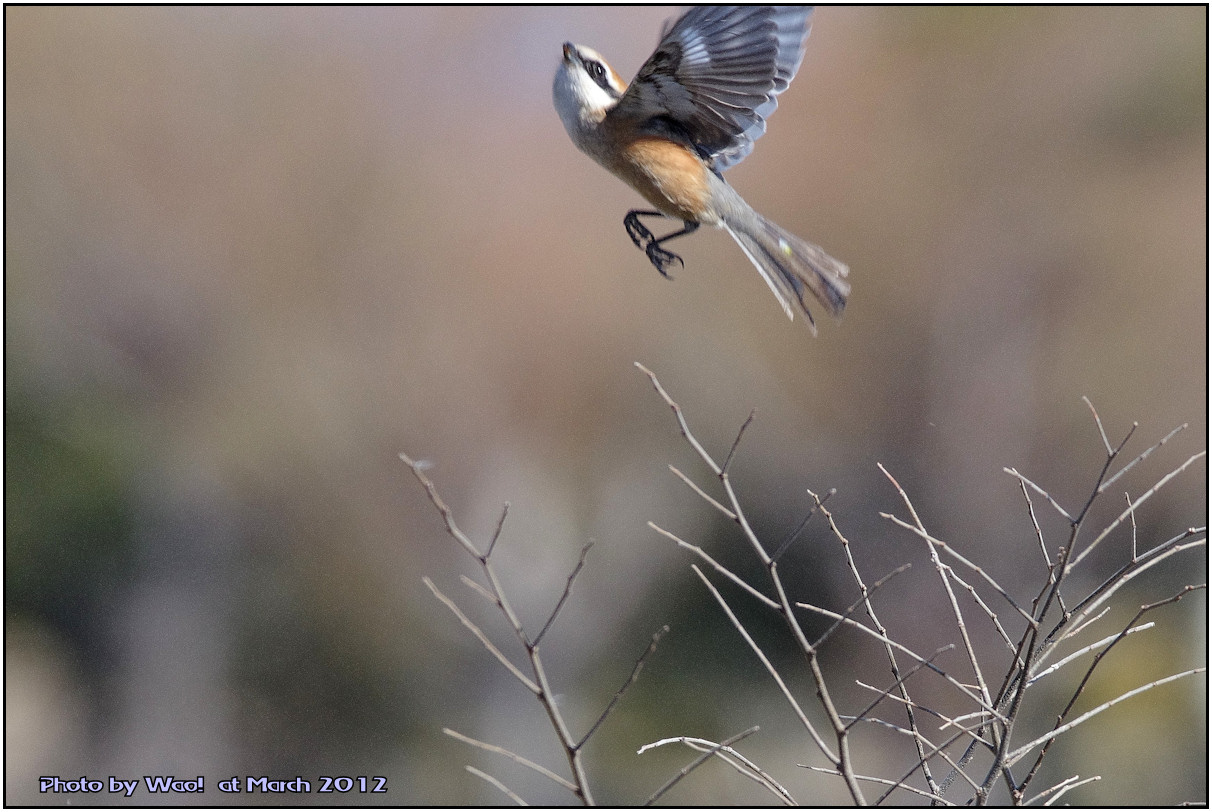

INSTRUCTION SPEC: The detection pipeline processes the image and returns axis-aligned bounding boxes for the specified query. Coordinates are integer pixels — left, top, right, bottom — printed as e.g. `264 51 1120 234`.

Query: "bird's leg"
624 211 699 278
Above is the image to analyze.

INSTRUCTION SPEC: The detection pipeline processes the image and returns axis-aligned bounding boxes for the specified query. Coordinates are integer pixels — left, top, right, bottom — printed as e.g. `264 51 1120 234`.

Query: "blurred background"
5 6 1206 806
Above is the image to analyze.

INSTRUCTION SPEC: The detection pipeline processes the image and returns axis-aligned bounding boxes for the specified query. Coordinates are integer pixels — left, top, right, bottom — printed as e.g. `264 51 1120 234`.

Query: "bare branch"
640 729 794 805
1125 492 1138 560
465 766 528 806
772 488 834 563
1052 587 1204 731
722 408 755 474
812 563 912 649
812 487 939 796
486 502 511 558
443 728 577 792
1083 396 1115 456
578 625 670 749
944 566 1018 653
641 727 769 805
796 599 1002 718
1016 477 1054 574
401 452 483 557
534 540 594 646
635 362 721 475
1004 467 1074 523
1028 623 1156 687
1059 539 1206 647
1099 422 1187 495
423 577 539 694
1006 668 1207 766
1070 451 1206 570
647 521 778 609
460 573 499 606
807 766 959 805
1025 587 1203 798
1034 774 1100 806
691 565 833 760
720 469 772 564
879 464 993 710
669 464 735 519
868 720 991 805
641 366 870 800
847 646 950 731
1059 606 1111 643
637 360 874 797
851 683 992 751
880 512 1036 627
407 455 596 804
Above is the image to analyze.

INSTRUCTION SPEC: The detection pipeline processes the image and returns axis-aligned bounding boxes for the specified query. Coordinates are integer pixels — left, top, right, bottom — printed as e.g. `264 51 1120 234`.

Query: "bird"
552 5 849 333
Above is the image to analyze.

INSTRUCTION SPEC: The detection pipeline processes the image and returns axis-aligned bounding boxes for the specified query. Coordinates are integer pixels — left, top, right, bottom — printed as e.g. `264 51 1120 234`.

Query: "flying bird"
553 5 849 332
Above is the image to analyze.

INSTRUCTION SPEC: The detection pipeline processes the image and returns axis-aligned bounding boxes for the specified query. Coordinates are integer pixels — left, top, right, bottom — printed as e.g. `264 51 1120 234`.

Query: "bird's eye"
586 61 608 88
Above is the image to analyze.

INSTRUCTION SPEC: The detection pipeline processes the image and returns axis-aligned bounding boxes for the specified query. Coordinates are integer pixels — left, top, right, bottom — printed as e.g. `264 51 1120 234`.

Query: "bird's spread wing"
612 6 813 172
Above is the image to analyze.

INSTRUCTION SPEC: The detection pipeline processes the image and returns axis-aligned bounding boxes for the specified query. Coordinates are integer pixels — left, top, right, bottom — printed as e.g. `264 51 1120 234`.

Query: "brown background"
6 6 1206 805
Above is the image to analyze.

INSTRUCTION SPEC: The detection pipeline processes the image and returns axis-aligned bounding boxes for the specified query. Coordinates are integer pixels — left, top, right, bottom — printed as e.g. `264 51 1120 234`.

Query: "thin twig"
1016 480 1061 616
944 565 1018 653
1060 606 1110 644
772 488 833 563
880 512 1036 626
807 766 959 805
1037 775 1100 806
423 577 539 694
719 468 773 563
1004 467 1074 523
1070 451 1206 569
1017 585 1207 791
870 722 989 805
1028 623 1155 686
578 625 670 748
812 563 912 649
795 600 1002 717
401 452 483 557
1084 396 1115 456
641 727 764 805
465 766 528 806
1068 403 1137 529
850 689 990 744
722 408 755 474
1052 539 1206 657
639 365 865 800
1125 492 1138 560
880 464 993 715
668 464 735 519
647 521 778 609
1006 667 1207 766
460 573 499 605
635 362 722 476
812 487 939 797
846 646 950 732
443 728 577 792
691 565 832 759
639 731 795 805
1099 423 1187 495
408 455 595 804
534 540 594 646
486 502 511 558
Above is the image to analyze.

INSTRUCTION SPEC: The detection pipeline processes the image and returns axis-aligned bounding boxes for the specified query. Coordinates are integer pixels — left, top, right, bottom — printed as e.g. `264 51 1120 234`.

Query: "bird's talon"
625 215 656 251
647 244 683 278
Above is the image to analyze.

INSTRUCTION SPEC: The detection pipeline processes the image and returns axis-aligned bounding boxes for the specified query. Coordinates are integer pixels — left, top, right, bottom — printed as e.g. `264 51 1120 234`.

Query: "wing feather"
611 6 814 171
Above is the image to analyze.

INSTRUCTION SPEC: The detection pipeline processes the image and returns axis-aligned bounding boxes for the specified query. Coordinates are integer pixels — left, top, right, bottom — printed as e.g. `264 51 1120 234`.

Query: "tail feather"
723 215 849 332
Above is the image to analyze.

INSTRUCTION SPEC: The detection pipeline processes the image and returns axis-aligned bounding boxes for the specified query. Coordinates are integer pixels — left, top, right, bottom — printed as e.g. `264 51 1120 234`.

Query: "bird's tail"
723 210 850 333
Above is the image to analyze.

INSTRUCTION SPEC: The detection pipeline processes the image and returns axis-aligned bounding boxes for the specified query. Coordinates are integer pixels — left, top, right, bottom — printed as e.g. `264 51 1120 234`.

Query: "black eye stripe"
586 60 610 89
